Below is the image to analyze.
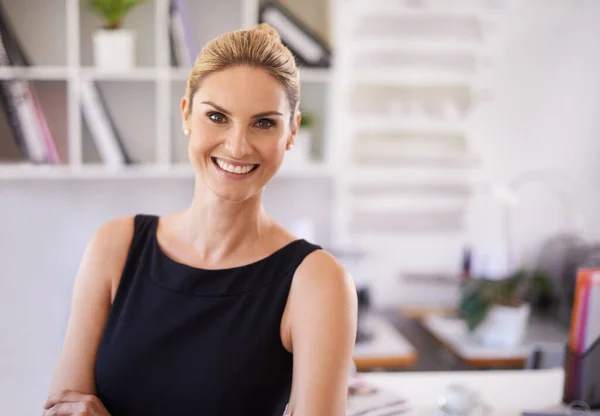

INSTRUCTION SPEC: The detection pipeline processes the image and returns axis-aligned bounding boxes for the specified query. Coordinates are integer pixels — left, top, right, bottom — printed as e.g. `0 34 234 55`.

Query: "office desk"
421 314 568 369
353 312 417 371
360 368 565 415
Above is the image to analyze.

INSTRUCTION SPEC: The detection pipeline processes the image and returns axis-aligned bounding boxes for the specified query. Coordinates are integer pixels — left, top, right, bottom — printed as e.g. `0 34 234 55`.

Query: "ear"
180 96 190 136
287 111 302 150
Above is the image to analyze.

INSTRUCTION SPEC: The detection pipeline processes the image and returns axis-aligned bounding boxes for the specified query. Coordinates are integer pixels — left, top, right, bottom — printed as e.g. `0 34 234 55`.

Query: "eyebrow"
201 101 283 118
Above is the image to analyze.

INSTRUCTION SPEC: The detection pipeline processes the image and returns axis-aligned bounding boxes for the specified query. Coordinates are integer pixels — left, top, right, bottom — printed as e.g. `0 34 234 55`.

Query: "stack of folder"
563 268 600 407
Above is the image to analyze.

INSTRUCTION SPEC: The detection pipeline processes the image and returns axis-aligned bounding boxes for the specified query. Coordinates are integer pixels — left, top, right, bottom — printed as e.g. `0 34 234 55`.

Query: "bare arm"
285 250 358 416
46 217 134 396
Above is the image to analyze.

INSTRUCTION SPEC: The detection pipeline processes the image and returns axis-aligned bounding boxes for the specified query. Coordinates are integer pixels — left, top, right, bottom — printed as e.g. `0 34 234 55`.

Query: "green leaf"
460 294 492 332
88 0 147 29
299 110 314 128
531 271 553 297
458 267 558 331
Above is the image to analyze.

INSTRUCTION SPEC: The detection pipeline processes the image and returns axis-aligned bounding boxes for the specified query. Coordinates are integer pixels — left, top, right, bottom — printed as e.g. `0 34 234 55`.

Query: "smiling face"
181 65 300 202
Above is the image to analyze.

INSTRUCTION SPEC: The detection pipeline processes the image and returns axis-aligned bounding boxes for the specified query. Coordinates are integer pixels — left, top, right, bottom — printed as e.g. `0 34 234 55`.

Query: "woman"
43 23 357 416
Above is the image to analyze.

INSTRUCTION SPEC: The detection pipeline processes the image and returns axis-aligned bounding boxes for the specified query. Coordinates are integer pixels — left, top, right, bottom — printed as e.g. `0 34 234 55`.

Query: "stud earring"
286 143 294 150
183 128 190 136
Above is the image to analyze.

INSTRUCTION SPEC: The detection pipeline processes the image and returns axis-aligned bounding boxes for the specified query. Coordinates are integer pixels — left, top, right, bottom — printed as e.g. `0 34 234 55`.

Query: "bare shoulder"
81 216 136 299
288 249 358 324
84 216 135 273
293 249 356 295
90 216 135 252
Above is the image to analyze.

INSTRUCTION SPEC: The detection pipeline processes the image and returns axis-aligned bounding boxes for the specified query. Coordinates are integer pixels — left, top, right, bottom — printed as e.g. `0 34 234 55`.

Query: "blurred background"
1 0 600 414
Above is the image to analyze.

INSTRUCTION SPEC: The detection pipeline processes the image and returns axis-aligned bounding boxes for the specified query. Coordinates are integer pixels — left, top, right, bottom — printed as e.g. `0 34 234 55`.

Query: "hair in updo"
184 23 300 124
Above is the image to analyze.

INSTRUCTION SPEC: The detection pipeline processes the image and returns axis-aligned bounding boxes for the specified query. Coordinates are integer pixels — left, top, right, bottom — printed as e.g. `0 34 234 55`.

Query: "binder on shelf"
0 2 59 164
259 1 331 68
0 70 29 161
563 269 600 408
0 78 22 162
0 41 46 163
80 80 131 167
169 0 198 68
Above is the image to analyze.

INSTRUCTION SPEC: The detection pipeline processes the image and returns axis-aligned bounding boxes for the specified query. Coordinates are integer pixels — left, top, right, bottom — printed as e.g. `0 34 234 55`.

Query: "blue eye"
255 118 275 129
208 112 227 123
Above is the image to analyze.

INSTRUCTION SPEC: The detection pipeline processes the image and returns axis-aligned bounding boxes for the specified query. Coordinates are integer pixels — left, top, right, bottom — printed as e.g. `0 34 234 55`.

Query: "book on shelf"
259 1 331 68
80 80 132 167
0 69 29 161
0 79 21 162
169 0 198 68
0 2 59 164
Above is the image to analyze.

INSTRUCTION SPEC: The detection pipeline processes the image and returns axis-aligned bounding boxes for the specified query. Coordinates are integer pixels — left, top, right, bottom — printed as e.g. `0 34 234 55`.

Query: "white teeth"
215 158 255 174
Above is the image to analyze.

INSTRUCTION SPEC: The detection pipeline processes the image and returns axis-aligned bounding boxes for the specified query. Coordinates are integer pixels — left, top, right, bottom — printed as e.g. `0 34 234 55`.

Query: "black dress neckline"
145 215 308 297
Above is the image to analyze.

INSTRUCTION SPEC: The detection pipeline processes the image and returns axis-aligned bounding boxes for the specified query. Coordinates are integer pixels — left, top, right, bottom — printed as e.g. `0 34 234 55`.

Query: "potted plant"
88 0 148 71
286 109 315 166
459 269 554 349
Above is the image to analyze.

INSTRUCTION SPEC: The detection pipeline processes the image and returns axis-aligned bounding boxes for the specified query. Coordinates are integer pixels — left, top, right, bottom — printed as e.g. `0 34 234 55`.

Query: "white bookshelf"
329 0 515 282
0 0 333 180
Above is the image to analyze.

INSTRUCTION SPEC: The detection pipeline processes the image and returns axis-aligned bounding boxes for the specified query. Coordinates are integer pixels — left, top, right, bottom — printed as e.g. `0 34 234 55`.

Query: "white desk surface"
353 312 417 370
361 368 565 416
421 314 568 366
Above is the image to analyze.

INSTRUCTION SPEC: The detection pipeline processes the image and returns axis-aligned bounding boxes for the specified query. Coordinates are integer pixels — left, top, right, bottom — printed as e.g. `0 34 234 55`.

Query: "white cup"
438 384 481 415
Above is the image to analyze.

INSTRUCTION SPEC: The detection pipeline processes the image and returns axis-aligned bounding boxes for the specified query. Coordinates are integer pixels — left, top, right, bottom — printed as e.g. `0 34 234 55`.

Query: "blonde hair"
184 23 300 124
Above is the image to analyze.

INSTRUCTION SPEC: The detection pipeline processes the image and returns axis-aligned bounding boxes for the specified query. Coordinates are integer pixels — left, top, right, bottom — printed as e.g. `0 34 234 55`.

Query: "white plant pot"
93 29 136 71
285 128 312 166
474 303 531 349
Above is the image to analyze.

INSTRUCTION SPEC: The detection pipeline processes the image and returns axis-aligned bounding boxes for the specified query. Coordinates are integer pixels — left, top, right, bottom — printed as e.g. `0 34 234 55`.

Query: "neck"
180 179 270 263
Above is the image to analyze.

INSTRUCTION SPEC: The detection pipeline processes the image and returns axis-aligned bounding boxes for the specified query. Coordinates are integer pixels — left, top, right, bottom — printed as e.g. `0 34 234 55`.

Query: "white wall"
466 0 600 268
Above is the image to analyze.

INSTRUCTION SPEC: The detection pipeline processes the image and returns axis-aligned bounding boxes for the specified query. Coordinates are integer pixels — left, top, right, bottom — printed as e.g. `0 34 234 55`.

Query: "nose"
223 125 251 159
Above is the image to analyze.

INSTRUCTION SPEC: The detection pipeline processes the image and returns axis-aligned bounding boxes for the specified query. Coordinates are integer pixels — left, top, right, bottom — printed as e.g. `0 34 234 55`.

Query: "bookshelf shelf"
352 39 482 54
0 161 334 180
0 66 71 80
352 118 467 135
343 165 480 184
79 67 162 81
354 152 481 169
348 0 504 19
353 69 475 88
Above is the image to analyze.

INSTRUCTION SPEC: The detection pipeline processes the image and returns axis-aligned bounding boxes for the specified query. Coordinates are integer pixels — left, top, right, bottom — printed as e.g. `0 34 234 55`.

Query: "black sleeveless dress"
95 214 321 416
